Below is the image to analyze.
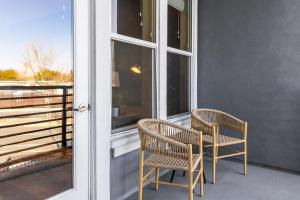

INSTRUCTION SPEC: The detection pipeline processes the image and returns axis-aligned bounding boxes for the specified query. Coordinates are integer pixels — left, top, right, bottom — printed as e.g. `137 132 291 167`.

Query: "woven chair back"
137 119 189 160
192 109 244 133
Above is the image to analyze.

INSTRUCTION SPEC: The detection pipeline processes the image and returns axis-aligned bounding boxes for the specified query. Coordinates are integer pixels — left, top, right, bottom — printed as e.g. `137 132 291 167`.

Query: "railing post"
62 87 67 148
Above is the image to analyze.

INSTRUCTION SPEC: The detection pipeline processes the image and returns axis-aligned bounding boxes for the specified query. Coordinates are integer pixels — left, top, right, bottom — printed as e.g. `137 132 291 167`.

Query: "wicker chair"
137 119 204 200
191 109 247 184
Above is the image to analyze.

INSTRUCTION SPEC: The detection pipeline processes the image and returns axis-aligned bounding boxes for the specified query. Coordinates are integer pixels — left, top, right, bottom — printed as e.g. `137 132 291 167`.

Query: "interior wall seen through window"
111 41 154 131
167 52 190 117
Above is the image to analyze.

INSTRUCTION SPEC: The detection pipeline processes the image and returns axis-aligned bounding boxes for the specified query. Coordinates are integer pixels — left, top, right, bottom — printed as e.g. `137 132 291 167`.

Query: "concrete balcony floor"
126 159 300 200
0 163 72 200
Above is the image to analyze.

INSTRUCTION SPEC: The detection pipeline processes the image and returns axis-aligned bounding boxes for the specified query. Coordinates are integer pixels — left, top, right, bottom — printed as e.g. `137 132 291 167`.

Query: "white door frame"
49 0 90 199
95 0 111 199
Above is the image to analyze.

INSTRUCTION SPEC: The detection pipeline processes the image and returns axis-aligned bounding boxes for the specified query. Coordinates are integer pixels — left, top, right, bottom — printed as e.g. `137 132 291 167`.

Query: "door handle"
73 104 90 112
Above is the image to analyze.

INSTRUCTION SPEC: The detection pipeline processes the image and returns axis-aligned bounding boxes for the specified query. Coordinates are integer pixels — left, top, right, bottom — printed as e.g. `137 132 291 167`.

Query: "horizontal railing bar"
0 85 73 90
0 148 70 169
0 117 73 129
0 102 73 110
0 139 72 157
0 94 73 101
0 131 73 148
0 124 73 139
0 108 73 119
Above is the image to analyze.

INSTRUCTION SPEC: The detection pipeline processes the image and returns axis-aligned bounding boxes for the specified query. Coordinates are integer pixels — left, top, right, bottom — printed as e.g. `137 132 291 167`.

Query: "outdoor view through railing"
0 85 73 171
0 0 74 199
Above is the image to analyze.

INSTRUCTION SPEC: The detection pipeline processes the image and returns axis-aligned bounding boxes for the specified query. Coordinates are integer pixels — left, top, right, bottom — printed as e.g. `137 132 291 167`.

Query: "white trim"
111 130 139 149
158 0 168 120
112 141 140 158
167 46 193 56
111 127 138 138
190 0 198 110
111 33 158 49
95 0 111 199
169 113 191 123
110 116 191 158
89 0 97 198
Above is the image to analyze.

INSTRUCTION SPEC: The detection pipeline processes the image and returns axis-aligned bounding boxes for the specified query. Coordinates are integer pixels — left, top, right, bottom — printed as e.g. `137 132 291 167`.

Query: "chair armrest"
191 111 214 134
220 112 246 134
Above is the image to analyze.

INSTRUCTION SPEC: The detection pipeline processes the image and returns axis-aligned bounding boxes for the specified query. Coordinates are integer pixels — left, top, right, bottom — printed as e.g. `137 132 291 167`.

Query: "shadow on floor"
126 159 300 200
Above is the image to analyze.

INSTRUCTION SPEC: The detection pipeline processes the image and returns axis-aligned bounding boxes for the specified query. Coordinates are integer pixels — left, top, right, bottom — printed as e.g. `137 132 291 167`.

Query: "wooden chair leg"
215 146 219 164
200 158 204 197
203 170 207 184
244 141 247 175
138 150 144 200
169 170 176 183
155 167 160 190
188 145 193 200
212 145 217 184
243 122 248 176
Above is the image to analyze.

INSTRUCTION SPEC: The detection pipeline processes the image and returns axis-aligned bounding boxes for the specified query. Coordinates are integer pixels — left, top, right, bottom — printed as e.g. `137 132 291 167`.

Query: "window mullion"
158 0 168 120
190 0 198 110
167 46 193 56
111 33 157 49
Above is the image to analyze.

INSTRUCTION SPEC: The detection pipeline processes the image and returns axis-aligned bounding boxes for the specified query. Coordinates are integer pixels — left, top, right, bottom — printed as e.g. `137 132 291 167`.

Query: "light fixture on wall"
130 64 142 74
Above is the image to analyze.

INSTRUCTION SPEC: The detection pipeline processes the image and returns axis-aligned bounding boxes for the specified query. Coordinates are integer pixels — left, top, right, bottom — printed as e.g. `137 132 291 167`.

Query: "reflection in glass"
167 52 190 117
112 0 156 42
112 41 154 131
0 0 73 199
168 0 191 51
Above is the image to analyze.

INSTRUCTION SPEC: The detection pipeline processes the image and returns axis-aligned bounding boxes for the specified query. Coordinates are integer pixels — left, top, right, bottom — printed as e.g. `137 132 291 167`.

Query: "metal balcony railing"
0 85 73 173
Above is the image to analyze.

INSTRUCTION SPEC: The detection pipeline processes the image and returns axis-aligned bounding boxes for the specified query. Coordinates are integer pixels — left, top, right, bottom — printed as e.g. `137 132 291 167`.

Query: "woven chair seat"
203 134 244 146
144 153 201 171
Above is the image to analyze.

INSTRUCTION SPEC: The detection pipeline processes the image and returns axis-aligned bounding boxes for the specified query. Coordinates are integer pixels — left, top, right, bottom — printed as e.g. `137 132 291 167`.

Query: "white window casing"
109 0 198 157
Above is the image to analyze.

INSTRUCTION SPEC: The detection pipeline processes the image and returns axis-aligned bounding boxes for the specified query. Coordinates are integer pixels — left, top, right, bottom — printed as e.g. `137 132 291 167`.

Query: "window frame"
166 51 192 119
110 39 157 134
110 0 160 135
109 0 198 151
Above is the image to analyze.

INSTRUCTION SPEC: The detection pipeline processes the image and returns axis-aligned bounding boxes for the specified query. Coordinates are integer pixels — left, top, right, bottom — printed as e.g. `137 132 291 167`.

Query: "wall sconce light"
130 64 142 74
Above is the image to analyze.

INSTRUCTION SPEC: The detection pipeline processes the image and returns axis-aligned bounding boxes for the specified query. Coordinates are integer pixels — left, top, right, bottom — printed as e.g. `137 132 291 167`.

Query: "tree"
36 68 61 81
23 43 72 84
23 43 55 84
0 69 19 81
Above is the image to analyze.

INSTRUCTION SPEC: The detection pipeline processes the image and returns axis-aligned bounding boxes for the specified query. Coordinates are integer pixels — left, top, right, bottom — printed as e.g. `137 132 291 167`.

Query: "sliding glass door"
0 0 90 199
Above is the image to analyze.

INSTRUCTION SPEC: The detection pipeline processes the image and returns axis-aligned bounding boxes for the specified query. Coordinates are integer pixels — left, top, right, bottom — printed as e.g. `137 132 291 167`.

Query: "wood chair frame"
137 119 204 200
191 109 248 184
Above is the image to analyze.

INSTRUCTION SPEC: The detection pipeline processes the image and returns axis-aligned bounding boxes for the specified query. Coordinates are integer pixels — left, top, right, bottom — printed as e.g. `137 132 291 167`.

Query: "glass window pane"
168 0 191 51
112 41 154 131
0 0 73 199
167 52 190 117
112 0 156 42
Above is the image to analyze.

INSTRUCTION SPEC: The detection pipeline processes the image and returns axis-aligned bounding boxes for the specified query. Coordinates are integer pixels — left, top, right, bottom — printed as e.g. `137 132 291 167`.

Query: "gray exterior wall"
110 150 140 200
198 0 300 172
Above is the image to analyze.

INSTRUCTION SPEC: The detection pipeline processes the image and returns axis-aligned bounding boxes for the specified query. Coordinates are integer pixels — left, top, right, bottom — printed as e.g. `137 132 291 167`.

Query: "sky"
0 0 72 72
